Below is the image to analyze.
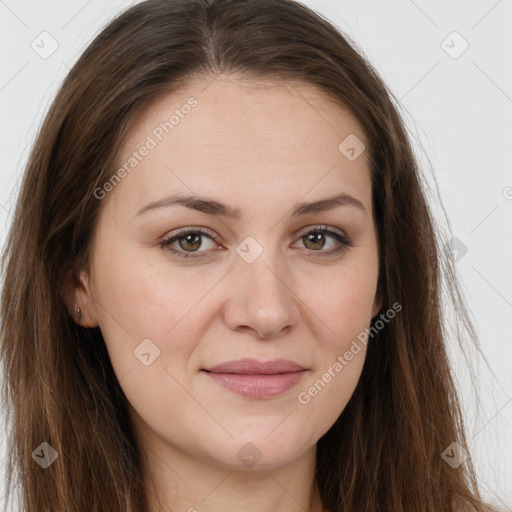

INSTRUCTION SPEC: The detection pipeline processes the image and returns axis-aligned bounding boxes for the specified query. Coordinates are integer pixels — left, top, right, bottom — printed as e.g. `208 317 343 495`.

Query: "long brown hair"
0 0 502 510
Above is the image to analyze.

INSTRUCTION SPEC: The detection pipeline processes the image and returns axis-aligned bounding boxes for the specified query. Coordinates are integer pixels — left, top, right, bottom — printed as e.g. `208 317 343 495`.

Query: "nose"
222 247 300 339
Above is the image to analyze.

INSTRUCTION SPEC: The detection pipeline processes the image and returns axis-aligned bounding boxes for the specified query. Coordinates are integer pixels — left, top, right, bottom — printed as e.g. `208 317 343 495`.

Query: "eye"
292 225 353 256
158 227 222 259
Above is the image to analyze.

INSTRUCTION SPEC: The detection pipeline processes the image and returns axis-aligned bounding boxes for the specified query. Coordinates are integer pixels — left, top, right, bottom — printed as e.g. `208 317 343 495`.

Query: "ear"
63 270 99 328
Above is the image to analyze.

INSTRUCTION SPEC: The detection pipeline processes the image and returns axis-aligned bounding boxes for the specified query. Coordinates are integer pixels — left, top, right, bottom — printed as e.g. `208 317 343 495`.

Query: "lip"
201 358 307 398
203 358 306 374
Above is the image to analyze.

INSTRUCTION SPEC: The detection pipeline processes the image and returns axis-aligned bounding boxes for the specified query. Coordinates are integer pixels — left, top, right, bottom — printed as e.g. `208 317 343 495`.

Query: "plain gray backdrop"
0 0 511 510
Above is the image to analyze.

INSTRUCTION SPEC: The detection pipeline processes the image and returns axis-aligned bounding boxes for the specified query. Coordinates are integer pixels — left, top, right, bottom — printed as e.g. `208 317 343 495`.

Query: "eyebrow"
135 192 367 219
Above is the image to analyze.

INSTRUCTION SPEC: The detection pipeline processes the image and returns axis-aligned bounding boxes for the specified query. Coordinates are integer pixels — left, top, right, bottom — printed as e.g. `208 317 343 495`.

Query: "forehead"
106 73 372 220
124 73 365 145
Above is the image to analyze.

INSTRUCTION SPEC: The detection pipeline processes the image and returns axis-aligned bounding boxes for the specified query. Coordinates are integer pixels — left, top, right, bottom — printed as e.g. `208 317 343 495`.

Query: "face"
73 73 381 470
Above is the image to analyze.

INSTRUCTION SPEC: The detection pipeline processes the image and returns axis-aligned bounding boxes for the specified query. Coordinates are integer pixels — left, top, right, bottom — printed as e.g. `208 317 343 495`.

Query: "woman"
0 0 502 510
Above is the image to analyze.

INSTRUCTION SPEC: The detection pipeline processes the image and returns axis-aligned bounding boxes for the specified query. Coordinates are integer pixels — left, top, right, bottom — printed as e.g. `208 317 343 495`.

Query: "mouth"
201 358 308 399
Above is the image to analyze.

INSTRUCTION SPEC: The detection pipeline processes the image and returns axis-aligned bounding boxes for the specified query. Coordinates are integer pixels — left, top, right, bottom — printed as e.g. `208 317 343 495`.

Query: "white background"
0 0 511 510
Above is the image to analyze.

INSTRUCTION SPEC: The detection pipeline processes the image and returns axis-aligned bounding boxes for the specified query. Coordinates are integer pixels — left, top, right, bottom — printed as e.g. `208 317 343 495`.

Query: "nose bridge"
223 237 300 338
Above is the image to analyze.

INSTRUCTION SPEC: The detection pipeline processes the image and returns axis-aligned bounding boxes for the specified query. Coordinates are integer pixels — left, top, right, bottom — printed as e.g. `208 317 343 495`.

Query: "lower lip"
202 370 307 398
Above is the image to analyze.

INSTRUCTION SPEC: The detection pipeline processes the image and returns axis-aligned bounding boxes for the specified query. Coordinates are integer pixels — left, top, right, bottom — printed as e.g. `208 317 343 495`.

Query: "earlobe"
64 270 99 328
74 305 83 324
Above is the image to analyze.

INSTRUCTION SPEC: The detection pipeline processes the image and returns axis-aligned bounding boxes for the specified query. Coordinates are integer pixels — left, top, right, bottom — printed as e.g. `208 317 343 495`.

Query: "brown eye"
178 233 202 252
302 232 327 250
293 226 354 256
159 228 221 259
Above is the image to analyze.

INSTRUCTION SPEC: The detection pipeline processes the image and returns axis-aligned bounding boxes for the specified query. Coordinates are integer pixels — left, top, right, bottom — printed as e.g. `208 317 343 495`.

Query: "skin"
69 73 382 512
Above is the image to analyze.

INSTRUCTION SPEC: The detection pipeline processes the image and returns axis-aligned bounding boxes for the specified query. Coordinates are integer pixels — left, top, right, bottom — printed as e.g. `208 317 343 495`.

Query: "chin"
202 429 316 471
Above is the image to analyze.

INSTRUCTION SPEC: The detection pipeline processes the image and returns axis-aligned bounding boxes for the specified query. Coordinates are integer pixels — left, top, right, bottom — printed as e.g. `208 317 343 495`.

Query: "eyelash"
158 225 354 259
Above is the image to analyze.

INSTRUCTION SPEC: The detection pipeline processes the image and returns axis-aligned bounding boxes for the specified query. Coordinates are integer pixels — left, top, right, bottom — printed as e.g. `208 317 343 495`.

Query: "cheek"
95 239 205 338
294 256 377 419
92 244 229 391
295 277 373 432
304 260 378 345
91 253 204 427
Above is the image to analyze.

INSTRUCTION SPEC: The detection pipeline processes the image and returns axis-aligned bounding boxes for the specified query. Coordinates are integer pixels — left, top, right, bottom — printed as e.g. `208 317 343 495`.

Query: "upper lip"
202 358 306 375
